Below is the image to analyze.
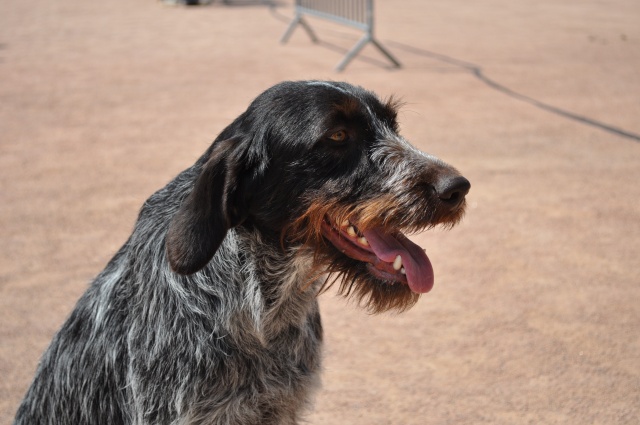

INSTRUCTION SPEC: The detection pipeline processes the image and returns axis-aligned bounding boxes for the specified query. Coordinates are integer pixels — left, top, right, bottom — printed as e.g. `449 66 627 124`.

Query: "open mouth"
320 217 434 294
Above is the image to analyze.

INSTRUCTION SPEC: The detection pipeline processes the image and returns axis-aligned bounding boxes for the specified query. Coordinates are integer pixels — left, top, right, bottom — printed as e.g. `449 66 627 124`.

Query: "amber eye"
328 130 348 142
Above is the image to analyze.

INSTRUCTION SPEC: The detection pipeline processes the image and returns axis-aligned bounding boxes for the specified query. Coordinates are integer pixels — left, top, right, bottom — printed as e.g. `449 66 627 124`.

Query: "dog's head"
166 81 469 312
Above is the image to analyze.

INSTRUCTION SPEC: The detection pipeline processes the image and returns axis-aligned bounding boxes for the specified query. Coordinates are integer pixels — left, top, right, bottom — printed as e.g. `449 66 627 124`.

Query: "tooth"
393 255 402 271
341 219 350 228
358 237 369 246
400 267 406 275
347 226 357 237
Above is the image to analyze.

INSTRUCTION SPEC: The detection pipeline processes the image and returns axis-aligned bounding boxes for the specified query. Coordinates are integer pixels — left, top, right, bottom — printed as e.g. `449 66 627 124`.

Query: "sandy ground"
1 0 639 423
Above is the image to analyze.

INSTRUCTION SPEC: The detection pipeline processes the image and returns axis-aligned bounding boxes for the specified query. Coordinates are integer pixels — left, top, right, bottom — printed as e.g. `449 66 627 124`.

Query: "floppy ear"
166 138 248 275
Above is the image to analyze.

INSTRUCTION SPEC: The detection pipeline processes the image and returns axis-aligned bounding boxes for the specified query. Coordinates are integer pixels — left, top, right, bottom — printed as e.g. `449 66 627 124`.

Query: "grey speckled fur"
15 158 323 425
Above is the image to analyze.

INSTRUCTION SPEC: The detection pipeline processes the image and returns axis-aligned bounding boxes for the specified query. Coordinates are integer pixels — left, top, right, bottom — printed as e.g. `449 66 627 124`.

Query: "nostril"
436 176 471 205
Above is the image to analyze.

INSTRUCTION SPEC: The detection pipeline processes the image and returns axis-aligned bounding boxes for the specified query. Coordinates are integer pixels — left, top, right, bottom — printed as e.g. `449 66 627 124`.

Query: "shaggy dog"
14 80 469 425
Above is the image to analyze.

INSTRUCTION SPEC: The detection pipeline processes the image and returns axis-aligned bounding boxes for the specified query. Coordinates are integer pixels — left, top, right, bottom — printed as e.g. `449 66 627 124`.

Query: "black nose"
435 175 471 208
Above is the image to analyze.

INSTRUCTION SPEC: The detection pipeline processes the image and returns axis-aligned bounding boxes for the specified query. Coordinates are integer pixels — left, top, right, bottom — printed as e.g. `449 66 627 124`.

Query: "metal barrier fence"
280 0 401 71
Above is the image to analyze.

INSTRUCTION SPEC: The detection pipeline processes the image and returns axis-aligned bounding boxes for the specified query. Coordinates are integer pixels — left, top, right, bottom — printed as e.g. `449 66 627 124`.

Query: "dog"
14 80 470 425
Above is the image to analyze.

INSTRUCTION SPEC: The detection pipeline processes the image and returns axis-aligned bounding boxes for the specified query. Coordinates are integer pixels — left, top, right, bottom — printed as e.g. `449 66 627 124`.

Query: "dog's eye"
328 130 348 143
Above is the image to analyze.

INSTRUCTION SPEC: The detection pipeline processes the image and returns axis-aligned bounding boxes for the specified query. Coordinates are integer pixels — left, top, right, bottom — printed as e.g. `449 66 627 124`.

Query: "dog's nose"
435 175 470 208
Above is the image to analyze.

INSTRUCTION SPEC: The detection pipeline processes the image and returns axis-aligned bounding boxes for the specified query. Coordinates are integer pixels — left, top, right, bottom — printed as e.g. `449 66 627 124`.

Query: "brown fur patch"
333 97 362 116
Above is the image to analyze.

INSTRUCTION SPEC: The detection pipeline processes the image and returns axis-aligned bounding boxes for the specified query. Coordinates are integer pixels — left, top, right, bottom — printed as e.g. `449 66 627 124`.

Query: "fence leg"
335 36 401 72
370 39 401 68
335 34 370 71
281 15 319 44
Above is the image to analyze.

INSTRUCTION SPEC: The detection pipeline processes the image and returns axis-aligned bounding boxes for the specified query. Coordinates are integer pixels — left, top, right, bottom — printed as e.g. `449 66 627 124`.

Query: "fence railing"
280 0 401 71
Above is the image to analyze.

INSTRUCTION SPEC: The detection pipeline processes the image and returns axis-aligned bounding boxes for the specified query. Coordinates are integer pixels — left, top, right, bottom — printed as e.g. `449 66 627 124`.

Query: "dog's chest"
185 302 323 424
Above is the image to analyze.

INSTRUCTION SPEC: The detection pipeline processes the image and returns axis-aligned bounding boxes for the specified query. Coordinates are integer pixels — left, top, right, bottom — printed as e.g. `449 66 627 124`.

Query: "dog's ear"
166 138 249 275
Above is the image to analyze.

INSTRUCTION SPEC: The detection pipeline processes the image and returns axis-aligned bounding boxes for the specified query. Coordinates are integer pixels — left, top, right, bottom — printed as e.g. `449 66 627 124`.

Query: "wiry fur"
14 80 469 425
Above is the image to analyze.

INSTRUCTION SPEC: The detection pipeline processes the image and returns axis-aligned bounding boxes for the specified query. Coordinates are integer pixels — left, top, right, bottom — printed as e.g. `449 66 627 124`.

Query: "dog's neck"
224 226 321 343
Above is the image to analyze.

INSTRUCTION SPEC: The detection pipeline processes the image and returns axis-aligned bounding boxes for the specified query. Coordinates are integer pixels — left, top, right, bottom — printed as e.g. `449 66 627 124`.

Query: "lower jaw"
365 263 408 285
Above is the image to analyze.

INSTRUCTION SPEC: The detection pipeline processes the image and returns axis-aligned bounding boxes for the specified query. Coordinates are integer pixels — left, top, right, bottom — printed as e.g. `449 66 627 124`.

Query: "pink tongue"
362 228 434 294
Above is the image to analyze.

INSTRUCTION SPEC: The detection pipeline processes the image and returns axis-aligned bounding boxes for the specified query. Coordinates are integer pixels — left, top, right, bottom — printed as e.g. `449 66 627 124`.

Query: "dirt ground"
1 0 639 423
